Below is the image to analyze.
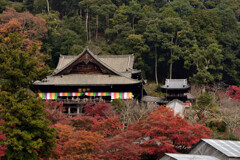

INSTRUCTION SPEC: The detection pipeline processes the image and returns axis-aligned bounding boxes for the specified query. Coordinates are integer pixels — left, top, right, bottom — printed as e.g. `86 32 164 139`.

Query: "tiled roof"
35 47 141 86
142 96 163 103
56 53 134 73
34 74 141 86
161 79 190 90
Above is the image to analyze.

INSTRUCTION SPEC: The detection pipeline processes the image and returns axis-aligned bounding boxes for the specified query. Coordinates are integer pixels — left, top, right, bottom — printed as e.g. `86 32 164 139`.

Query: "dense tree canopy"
0 90 56 159
0 10 55 159
1 0 239 86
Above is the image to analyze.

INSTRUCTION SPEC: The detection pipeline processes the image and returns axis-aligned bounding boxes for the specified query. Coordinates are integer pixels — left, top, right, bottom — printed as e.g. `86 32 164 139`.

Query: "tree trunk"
132 17 135 30
89 15 91 41
155 46 158 85
201 85 206 93
79 8 82 24
106 15 109 28
169 37 174 79
96 15 98 40
46 0 50 14
170 63 173 79
80 8 82 17
170 49 173 79
86 8 89 41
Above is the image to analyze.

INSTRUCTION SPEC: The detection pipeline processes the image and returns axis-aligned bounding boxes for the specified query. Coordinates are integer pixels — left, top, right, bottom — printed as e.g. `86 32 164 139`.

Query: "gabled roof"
34 47 142 86
200 139 240 158
161 79 190 90
56 49 135 74
55 47 120 76
161 153 220 160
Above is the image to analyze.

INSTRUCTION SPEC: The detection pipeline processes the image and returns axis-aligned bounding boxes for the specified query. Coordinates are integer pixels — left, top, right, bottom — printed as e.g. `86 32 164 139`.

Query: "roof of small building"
199 139 240 158
166 99 185 117
160 153 220 160
161 79 190 90
142 96 163 103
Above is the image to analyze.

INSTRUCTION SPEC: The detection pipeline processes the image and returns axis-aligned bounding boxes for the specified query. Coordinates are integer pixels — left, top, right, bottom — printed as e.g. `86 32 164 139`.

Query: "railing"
57 99 111 104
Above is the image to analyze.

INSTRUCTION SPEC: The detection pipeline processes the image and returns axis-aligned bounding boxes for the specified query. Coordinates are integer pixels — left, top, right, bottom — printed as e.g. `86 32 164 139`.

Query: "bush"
206 119 227 132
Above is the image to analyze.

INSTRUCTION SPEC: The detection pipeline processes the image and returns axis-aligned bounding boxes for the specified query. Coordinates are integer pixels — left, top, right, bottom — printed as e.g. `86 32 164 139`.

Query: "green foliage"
196 92 213 109
184 43 223 85
205 119 227 132
0 33 50 92
1 0 240 84
193 92 215 120
0 89 56 159
162 0 194 18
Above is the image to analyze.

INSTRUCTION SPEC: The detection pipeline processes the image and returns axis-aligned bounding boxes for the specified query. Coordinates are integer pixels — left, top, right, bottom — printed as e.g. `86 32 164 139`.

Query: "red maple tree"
93 131 143 160
85 102 116 118
227 85 240 100
71 115 123 137
71 116 97 131
53 123 103 160
44 101 69 124
91 116 123 137
128 106 212 157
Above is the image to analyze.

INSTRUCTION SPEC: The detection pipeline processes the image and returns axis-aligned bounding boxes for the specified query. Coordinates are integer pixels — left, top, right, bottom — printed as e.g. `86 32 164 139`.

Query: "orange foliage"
71 116 123 137
51 104 212 159
54 123 103 160
0 8 47 40
93 131 143 160
91 117 123 137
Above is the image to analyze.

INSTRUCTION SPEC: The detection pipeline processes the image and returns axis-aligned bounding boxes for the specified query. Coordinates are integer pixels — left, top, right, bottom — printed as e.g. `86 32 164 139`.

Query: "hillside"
0 0 240 86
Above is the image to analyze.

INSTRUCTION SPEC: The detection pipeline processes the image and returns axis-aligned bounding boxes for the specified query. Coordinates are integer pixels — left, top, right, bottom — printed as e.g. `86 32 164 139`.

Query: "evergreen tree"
0 33 56 159
0 90 56 159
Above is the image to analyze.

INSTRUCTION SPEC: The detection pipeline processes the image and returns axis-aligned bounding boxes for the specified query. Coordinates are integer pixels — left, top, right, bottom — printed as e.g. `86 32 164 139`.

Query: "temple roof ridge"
54 47 140 83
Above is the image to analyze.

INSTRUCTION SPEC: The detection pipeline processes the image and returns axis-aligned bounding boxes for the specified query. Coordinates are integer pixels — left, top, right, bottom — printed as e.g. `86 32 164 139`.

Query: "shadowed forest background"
1 0 240 86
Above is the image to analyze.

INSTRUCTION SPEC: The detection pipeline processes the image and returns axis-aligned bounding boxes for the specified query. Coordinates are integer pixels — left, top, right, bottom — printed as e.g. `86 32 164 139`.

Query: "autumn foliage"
0 121 7 158
44 101 69 124
0 7 47 40
71 115 122 137
129 106 212 157
93 131 143 160
85 102 116 118
91 117 123 137
227 85 240 100
54 123 103 160
48 103 212 160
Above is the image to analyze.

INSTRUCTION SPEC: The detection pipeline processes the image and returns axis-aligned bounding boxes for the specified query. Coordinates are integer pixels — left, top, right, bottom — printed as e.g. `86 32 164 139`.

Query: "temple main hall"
33 47 144 115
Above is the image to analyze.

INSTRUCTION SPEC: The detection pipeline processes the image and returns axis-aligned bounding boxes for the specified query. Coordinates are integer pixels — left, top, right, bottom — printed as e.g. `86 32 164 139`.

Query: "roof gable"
55 47 120 76
56 53 134 74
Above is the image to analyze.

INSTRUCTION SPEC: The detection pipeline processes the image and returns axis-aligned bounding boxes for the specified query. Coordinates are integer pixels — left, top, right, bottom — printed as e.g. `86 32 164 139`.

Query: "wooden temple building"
33 47 144 115
161 79 190 102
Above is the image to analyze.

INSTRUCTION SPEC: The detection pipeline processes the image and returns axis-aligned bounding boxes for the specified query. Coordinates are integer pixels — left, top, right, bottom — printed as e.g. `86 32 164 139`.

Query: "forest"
0 0 240 159
0 0 240 86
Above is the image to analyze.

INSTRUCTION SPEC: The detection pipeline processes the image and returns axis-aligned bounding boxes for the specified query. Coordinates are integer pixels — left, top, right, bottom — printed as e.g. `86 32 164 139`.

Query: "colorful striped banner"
38 92 133 100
